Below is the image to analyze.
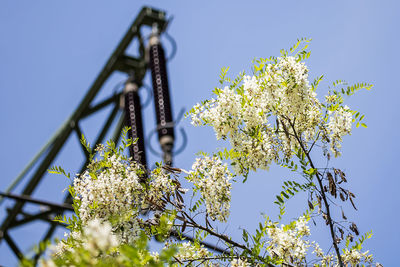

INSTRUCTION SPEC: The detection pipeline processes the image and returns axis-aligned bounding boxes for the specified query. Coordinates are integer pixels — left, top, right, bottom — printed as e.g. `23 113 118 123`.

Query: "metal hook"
147 126 188 157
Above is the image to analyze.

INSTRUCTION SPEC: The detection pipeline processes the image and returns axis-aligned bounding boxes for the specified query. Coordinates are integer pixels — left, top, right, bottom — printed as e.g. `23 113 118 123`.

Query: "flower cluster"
146 168 178 208
190 56 326 175
174 242 211 263
42 219 119 266
190 54 361 175
81 219 119 256
340 248 373 266
73 153 144 244
266 216 311 264
312 243 373 266
266 216 373 266
312 242 334 265
73 145 183 245
48 231 81 259
187 155 233 222
230 258 250 267
327 105 353 157
191 86 242 140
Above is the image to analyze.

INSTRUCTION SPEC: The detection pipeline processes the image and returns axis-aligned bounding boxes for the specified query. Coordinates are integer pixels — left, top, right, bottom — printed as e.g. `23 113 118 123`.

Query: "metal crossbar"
0 7 168 264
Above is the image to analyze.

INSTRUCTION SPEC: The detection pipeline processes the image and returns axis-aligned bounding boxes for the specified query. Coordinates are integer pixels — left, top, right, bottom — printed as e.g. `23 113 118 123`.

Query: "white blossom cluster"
47 231 80 259
191 86 242 140
146 168 177 208
74 154 143 223
174 242 211 262
267 217 373 266
266 216 311 264
327 105 353 157
340 248 373 266
187 155 233 222
190 56 326 174
81 219 119 256
190 54 364 174
312 243 373 266
230 258 250 267
42 219 119 266
311 242 334 265
73 153 144 244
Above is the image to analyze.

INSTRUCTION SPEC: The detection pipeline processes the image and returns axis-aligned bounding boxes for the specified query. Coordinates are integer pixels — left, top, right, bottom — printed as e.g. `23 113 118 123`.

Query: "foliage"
36 40 376 267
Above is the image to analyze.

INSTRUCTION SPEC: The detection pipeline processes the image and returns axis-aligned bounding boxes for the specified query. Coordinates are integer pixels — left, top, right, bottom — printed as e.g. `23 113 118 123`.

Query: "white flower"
231 258 250 267
83 219 119 256
325 94 338 103
190 56 327 176
327 105 353 157
73 153 144 244
266 216 311 264
175 242 210 261
47 219 119 260
187 155 233 222
341 248 373 266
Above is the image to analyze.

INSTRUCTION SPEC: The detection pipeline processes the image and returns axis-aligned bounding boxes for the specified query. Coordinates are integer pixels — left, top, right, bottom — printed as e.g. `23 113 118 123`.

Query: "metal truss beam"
0 7 168 264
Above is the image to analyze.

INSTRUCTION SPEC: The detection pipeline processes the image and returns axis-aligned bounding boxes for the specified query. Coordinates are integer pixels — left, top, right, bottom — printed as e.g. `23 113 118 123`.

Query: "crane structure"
0 7 179 263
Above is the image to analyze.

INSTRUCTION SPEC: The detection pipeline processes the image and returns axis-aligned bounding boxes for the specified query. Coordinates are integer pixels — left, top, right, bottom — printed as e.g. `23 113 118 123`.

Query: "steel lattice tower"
0 7 173 264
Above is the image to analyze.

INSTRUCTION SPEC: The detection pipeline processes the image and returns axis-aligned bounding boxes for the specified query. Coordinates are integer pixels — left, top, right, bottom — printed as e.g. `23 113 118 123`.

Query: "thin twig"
287 119 344 267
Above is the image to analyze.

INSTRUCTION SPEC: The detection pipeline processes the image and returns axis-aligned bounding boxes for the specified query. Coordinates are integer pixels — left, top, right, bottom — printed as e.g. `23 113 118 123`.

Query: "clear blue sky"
0 1 398 266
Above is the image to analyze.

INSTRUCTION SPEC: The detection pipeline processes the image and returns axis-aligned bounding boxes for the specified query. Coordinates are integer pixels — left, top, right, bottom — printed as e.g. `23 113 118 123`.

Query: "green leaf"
281 191 289 199
276 196 284 204
219 66 230 85
242 229 249 243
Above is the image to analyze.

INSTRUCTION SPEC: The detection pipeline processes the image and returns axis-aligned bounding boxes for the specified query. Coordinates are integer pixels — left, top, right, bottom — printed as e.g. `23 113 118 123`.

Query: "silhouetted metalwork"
147 107 188 162
0 7 170 264
149 26 175 166
124 77 147 167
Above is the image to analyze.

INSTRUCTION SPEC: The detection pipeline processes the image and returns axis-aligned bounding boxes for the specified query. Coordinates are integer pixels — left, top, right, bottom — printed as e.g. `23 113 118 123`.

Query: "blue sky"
0 1 399 265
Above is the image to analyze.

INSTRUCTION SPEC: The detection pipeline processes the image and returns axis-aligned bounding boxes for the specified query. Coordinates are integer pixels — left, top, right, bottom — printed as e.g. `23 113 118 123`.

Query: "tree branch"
286 119 344 267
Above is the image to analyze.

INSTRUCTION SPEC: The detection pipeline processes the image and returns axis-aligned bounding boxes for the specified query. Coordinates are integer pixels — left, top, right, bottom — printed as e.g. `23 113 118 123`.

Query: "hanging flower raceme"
266 216 311 265
174 242 211 263
186 155 233 222
327 105 353 157
189 54 362 176
43 219 119 266
73 152 144 244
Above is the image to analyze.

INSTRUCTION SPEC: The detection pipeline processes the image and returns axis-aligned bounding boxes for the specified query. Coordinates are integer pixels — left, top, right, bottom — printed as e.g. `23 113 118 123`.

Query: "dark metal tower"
0 7 172 263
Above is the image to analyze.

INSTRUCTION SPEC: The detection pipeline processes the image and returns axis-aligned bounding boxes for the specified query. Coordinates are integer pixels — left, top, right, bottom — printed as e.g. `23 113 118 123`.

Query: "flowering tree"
35 40 376 267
